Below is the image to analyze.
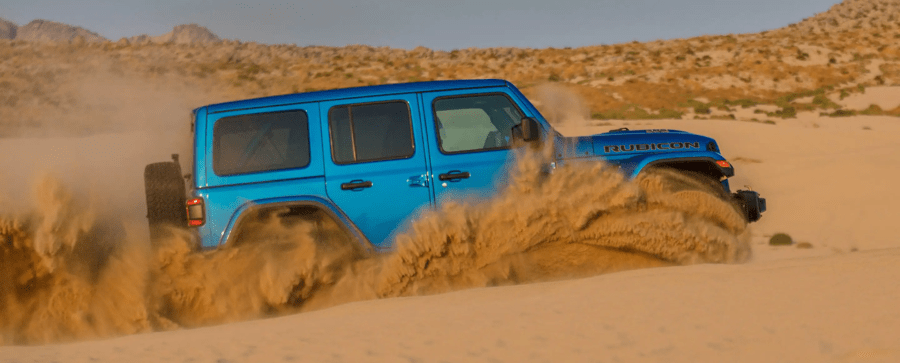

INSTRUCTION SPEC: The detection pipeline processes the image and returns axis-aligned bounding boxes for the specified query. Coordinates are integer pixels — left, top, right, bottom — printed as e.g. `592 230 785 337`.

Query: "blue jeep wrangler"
144 79 766 250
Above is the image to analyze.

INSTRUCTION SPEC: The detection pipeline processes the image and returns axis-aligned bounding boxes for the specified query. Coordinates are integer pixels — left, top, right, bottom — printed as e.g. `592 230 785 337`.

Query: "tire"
144 162 186 241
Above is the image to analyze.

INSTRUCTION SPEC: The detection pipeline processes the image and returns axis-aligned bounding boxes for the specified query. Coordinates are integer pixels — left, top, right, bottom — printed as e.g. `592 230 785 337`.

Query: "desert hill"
789 0 900 33
1 0 900 135
15 19 107 43
0 18 221 45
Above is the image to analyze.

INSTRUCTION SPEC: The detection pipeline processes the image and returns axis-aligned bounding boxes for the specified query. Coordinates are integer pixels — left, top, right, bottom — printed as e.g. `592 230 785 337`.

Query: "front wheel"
644 167 765 223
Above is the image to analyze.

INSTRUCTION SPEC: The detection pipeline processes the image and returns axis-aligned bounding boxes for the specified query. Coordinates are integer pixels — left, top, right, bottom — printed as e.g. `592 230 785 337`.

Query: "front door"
322 95 432 248
421 90 529 204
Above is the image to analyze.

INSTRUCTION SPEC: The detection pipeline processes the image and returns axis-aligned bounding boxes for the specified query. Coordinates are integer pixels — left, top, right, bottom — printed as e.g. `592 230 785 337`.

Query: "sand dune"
2 233 897 362
2 0 900 360
2 111 899 361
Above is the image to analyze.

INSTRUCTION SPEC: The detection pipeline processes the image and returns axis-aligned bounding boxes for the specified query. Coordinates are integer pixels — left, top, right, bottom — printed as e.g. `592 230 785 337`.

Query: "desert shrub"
778 87 826 104
768 106 797 118
724 99 759 108
860 104 883 115
812 95 841 108
840 89 851 99
769 233 793 246
825 109 856 117
680 99 711 114
655 108 684 119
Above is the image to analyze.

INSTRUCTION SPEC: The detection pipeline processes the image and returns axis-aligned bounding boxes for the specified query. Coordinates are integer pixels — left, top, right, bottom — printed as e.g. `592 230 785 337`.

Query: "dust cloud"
0 68 749 345
0 66 224 216
0 144 750 345
531 83 592 128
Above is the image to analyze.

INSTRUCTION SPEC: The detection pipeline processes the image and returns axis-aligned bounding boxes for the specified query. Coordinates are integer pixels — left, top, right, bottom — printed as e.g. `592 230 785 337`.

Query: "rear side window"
328 101 414 164
433 93 524 153
213 110 310 176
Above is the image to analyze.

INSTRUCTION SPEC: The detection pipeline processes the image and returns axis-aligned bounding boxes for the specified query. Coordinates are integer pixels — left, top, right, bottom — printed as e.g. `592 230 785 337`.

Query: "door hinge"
407 174 429 188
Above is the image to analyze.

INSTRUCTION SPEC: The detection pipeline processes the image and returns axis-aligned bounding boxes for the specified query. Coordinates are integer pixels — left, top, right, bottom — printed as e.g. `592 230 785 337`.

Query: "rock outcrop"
152 24 220 45
16 19 107 42
0 18 16 40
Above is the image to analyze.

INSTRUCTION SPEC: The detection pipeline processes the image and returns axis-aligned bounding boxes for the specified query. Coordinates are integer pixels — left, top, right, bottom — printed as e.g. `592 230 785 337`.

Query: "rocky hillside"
0 18 220 45
1 0 899 136
15 19 107 42
128 24 220 45
789 0 900 33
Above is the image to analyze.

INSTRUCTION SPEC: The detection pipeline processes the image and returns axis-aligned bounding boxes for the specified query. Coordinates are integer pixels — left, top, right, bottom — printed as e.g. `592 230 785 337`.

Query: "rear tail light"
186 198 205 227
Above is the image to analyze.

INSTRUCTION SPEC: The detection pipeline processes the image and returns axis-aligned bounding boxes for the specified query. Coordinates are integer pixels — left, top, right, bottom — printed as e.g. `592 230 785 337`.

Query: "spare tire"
144 162 186 239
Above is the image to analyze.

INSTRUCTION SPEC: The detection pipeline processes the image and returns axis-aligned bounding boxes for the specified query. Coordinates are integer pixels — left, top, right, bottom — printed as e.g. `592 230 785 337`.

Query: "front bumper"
733 190 767 223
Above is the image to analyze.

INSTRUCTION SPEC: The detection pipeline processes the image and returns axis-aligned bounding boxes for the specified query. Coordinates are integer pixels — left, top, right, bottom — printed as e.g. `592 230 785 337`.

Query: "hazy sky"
0 0 842 50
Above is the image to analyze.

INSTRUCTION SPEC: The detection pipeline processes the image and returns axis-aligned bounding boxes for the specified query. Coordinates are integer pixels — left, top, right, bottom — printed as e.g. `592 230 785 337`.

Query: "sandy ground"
833 86 900 111
3 113 899 362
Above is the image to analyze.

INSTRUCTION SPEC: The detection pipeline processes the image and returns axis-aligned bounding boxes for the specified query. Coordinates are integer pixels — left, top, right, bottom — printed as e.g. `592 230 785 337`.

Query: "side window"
328 101 414 164
213 110 310 176
433 94 524 153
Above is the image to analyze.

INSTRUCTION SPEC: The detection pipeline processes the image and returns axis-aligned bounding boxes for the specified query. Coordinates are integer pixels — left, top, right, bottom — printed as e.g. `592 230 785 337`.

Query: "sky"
0 0 843 50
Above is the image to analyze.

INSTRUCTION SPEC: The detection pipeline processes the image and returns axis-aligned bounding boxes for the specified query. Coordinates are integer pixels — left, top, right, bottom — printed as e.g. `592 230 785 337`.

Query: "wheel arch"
632 155 734 192
217 195 371 250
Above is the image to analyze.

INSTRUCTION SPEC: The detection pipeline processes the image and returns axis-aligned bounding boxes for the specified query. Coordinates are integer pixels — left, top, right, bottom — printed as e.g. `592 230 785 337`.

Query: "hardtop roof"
204 79 512 114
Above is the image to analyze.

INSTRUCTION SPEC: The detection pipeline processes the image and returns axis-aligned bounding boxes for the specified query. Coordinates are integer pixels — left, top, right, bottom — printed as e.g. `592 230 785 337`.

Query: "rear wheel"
144 162 186 242
230 205 359 250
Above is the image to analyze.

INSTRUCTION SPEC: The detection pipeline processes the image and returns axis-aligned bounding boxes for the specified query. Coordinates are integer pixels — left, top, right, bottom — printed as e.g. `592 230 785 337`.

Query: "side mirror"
511 117 541 143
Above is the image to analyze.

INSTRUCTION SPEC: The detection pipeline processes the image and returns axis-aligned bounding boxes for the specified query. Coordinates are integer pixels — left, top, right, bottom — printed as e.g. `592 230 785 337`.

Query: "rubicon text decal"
603 142 701 153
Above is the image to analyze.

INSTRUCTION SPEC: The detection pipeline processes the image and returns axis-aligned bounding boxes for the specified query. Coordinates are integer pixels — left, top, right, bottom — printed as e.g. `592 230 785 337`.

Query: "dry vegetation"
1 0 900 135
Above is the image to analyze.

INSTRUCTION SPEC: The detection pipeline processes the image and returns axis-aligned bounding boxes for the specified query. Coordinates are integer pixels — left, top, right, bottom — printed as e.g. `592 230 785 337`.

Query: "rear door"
321 95 432 248
421 90 528 204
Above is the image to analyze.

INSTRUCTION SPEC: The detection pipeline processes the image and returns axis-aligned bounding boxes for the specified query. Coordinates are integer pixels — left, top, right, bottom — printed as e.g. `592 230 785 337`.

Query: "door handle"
407 174 429 188
341 180 373 190
439 171 470 181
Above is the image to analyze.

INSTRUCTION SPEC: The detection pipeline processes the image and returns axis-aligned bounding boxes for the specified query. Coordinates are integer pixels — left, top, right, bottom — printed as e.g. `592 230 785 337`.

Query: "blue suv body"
144 79 765 250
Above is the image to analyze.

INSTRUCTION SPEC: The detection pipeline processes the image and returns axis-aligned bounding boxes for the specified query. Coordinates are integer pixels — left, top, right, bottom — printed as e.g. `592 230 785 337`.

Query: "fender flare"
216 195 371 249
629 153 732 179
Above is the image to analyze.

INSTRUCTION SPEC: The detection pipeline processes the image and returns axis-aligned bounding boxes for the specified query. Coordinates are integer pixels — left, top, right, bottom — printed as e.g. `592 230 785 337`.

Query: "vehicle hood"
554 129 719 160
